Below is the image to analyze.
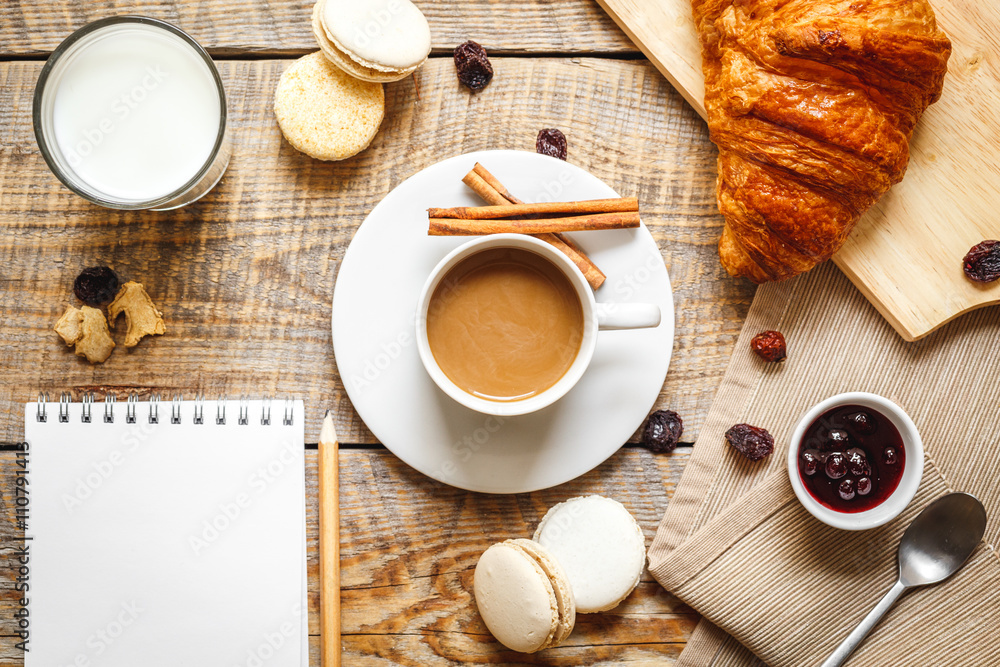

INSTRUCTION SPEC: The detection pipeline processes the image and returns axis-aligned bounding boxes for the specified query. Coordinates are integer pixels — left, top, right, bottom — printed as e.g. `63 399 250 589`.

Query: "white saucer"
331 150 674 493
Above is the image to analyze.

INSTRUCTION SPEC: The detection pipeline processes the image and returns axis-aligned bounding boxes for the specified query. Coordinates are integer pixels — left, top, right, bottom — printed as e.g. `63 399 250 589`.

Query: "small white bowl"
787 392 923 531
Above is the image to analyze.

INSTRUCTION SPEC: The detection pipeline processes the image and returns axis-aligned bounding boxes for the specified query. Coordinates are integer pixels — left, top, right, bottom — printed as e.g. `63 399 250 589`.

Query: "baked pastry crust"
695 0 951 282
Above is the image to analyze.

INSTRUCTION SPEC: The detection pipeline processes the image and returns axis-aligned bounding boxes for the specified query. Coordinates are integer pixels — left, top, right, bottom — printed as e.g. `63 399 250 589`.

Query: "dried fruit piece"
750 330 786 362
54 305 84 346
963 240 1000 283
108 281 166 348
641 410 684 453
453 40 493 91
75 306 115 363
536 128 567 161
724 423 774 461
73 266 120 306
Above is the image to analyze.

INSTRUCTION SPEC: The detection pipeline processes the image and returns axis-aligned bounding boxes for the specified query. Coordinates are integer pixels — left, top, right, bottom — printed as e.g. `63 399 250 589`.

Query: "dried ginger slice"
108 281 166 348
54 306 84 346
76 306 115 363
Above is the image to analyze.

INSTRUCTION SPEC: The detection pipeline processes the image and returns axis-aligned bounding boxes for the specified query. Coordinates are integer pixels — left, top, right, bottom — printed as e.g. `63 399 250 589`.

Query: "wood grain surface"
0 447 697 664
596 0 1000 341
0 57 754 446
0 2 760 663
0 0 635 57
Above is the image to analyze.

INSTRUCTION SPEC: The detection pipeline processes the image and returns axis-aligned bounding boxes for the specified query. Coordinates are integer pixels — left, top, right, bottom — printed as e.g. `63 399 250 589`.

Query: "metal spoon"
820 492 987 667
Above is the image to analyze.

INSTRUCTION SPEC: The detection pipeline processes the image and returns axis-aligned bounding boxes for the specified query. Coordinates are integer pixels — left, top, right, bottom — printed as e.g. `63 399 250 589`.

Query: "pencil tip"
320 410 338 446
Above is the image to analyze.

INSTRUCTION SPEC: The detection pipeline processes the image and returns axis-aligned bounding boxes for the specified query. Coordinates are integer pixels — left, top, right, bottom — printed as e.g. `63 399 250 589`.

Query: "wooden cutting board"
598 0 1000 341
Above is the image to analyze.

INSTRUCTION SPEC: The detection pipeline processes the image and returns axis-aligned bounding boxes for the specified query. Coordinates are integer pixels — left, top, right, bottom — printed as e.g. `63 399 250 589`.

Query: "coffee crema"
426 247 584 402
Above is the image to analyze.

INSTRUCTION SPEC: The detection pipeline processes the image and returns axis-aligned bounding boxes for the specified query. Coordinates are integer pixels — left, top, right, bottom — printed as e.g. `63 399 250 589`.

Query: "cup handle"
594 303 661 330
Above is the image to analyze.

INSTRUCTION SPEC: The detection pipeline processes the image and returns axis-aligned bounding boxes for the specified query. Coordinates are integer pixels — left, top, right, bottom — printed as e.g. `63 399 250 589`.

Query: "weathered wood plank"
0 57 753 446
0 0 634 57
0 447 697 664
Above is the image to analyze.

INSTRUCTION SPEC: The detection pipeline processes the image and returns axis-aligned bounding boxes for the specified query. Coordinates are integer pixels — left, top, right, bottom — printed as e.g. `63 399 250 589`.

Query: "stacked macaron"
312 0 431 83
275 0 430 161
474 539 575 653
274 52 385 161
534 495 647 613
473 495 647 653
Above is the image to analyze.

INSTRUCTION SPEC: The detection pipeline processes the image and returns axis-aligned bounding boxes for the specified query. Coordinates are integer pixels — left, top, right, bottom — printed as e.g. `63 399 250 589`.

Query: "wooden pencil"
319 411 341 667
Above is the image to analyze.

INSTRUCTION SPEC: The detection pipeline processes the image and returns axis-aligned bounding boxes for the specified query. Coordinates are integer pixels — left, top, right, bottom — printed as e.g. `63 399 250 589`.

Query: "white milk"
49 23 222 201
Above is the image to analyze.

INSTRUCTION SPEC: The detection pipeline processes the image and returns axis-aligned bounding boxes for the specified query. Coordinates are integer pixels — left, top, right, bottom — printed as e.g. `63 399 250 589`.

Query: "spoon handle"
819 580 907 667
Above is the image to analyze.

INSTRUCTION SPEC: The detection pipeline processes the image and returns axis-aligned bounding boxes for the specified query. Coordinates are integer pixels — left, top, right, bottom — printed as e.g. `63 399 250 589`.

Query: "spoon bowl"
898 492 988 586
820 492 987 667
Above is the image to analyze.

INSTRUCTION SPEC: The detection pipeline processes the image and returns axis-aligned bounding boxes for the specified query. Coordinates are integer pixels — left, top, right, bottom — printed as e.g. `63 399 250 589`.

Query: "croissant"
695 0 951 282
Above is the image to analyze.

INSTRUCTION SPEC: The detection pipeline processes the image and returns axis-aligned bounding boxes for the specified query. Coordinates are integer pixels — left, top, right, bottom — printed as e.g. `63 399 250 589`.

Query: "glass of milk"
33 17 231 210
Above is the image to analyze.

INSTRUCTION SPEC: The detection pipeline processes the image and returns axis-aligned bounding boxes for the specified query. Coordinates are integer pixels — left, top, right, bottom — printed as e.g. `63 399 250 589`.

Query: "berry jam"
798 405 905 513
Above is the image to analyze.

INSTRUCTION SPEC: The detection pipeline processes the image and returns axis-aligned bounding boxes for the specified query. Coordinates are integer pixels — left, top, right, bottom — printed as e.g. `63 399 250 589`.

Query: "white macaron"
473 539 576 653
312 0 431 83
533 495 646 613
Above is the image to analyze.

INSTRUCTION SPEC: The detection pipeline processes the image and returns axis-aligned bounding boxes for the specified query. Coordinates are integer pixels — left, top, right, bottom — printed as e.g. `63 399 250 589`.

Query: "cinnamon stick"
461 170 511 206
428 197 638 220
472 163 524 205
460 164 607 288
429 211 640 236
536 232 606 289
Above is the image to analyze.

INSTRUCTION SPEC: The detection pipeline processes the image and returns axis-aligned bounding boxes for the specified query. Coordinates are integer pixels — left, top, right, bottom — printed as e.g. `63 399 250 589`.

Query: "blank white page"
25 399 306 667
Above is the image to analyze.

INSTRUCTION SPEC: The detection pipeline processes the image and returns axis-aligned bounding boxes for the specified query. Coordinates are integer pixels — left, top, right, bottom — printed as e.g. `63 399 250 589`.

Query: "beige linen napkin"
648 261 1000 666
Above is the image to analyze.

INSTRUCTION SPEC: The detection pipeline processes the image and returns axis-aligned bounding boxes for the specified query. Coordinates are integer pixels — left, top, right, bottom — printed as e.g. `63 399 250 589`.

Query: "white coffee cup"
415 234 661 416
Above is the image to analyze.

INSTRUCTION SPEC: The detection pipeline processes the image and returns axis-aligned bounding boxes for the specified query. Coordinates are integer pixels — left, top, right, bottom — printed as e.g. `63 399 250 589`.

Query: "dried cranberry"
825 452 847 480
838 478 856 501
846 448 870 476
963 240 1000 283
453 40 493 91
883 446 899 466
801 450 822 476
536 128 567 161
73 266 120 306
848 411 876 434
641 409 683 453
856 477 872 496
750 330 787 362
724 423 774 461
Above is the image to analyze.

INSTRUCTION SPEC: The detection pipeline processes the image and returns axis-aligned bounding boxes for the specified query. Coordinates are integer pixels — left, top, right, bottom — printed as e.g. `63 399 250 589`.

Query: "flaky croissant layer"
695 0 951 282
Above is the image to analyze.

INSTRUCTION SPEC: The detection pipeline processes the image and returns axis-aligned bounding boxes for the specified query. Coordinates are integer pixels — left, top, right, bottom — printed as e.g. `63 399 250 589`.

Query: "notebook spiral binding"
36 393 295 426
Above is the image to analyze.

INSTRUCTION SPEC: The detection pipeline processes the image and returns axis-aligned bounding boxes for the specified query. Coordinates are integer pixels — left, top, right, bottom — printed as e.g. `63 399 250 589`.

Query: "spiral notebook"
24 395 307 667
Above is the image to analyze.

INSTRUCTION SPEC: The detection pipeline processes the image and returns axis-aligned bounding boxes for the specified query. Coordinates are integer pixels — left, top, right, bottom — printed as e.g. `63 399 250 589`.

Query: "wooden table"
0 1 756 663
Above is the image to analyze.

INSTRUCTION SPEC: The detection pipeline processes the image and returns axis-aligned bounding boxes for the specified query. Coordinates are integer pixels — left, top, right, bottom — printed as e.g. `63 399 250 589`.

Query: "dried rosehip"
73 266 120 306
750 330 787 362
725 423 774 461
536 128 567 161
641 410 683 453
453 40 493 91
963 240 1000 283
